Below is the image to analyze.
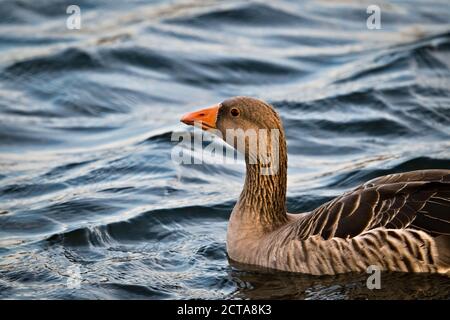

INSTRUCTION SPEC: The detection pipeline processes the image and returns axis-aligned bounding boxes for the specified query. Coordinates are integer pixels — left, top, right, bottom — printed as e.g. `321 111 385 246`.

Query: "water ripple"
0 0 449 299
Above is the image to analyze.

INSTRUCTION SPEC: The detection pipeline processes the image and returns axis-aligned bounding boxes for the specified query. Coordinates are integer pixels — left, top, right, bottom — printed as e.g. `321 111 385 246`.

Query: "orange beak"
180 104 220 130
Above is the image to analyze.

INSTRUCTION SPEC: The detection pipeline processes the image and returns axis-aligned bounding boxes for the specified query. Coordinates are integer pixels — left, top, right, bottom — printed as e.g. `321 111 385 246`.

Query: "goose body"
181 96 450 275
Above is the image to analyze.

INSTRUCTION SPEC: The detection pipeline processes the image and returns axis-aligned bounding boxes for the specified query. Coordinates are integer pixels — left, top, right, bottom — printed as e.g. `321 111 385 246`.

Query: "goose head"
181 96 285 164
181 97 289 231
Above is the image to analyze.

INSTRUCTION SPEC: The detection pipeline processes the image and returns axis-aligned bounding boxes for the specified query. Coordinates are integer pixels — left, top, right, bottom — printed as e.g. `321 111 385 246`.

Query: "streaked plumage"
182 96 450 275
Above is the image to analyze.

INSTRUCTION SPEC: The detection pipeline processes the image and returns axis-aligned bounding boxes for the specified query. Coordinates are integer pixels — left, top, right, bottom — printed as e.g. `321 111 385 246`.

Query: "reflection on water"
228 262 450 299
0 0 449 299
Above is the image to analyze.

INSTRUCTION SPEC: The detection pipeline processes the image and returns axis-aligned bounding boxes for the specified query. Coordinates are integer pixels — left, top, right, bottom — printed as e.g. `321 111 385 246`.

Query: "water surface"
1 0 450 299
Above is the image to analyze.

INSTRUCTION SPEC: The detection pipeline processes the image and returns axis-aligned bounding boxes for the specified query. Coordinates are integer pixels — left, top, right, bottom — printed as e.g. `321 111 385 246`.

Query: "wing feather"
294 170 450 239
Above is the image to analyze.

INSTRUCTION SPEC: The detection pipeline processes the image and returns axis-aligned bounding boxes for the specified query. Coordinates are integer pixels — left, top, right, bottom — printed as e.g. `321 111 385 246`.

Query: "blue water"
0 0 449 299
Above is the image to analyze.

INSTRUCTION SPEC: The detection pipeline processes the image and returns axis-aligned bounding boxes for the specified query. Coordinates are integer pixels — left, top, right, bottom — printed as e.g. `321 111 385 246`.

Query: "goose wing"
293 169 450 240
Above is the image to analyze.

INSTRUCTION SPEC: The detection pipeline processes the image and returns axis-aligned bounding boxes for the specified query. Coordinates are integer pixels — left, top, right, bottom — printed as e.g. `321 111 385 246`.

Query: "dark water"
1 0 450 299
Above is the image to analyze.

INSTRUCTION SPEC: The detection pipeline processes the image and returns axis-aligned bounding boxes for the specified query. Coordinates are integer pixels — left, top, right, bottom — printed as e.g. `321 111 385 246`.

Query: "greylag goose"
181 96 450 275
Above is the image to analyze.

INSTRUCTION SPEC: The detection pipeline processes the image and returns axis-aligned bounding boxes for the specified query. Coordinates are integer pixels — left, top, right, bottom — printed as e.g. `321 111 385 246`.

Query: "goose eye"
230 108 240 117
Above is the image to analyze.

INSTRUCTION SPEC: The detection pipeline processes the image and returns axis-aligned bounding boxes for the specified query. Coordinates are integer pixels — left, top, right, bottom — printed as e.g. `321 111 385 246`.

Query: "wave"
1 0 450 299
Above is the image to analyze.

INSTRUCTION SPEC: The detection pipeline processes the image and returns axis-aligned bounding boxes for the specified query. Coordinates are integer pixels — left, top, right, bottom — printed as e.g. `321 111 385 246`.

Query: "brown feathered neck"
235 121 289 232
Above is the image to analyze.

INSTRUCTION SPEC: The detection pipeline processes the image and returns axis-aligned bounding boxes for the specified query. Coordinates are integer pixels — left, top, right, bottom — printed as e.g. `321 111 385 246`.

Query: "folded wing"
292 170 450 240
